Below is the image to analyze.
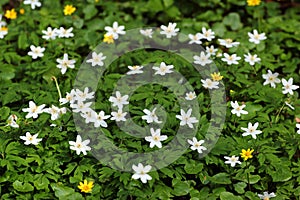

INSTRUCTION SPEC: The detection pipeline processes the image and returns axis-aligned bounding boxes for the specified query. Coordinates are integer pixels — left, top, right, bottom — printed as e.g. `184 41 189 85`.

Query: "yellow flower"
20 8 25 14
5 9 17 19
95 0 99 2
64 5 76 16
240 149 254 161
78 180 94 193
210 72 223 81
103 34 114 44
247 0 261 6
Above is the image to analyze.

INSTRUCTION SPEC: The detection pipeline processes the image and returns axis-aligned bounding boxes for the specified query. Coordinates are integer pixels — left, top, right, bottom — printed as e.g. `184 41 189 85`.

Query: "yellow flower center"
225 38 232 43
153 136 160 141
0 27 8 31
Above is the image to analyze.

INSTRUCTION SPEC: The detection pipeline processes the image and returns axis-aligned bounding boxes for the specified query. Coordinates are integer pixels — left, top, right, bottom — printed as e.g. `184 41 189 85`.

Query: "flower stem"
275 103 285 123
51 76 62 100
246 161 251 191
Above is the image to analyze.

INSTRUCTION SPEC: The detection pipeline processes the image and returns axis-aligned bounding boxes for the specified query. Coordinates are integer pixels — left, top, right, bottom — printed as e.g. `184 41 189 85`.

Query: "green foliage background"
0 0 300 199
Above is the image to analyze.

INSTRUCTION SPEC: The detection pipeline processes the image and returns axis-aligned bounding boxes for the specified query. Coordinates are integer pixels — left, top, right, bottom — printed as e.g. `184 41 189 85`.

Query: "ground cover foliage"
0 0 300 199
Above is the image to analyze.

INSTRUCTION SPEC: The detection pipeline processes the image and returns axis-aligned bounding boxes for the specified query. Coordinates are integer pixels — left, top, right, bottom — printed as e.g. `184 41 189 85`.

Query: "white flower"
56 53 76 74
142 108 162 124
199 27 215 41
145 128 168 148
244 53 261 65
205 45 218 56
241 122 262 139
282 78 299 95
42 27 57 40
224 155 242 167
248 29 267 44
56 27 74 38
109 91 129 109
160 22 179 38
0 26 8 39
221 53 241 65
127 65 144 75
230 101 248 117
74 87 95 102
60 89 76 105
188 33 202 44
43 105 66 120
104 21 126 39
201 78 219 89
176 108 198 128
193 52 212 66
0 14 7 27
28 45 45 59
218 38 240 48
22 101 45 119
187 137 207 153
258 192 276 199
140 29 153 38
71 101 92 113
285 101 294 110
86 52 106 67
132 163 152 183
153 62 174 75
24 0 41 9
185 91 196 100
6 114 19 128
296 124 300 134
91 111 110 128
20 132 42 145
111 109 127 122
80 109 97 124
262 70 280 88
69 135 91 155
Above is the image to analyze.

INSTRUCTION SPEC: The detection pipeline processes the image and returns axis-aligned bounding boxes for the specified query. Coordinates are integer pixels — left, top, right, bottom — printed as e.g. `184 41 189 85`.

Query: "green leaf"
51 183 81 199
163 0 174 7
209 173 232 184
220 192 243 200
0 107 10 121
147 0 164 13
18 32 28 49
83 5 98 20
184 161 203 174
222 13 242 30
234 182 247 194
13 180 34 192
172 180 191 196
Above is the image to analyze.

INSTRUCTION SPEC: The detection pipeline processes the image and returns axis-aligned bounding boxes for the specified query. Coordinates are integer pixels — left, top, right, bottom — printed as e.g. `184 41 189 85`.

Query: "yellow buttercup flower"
5 9 17 19
64 5 76 16
247 0 261 6
78 180 94 193
210 72 223 81
20 8 25 14
240 149 254 161
103 34 114 44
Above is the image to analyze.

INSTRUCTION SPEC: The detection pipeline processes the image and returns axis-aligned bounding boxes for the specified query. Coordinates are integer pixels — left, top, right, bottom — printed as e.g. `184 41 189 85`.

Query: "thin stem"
275 103 285 123
51 76 62 100
246 161 251 191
